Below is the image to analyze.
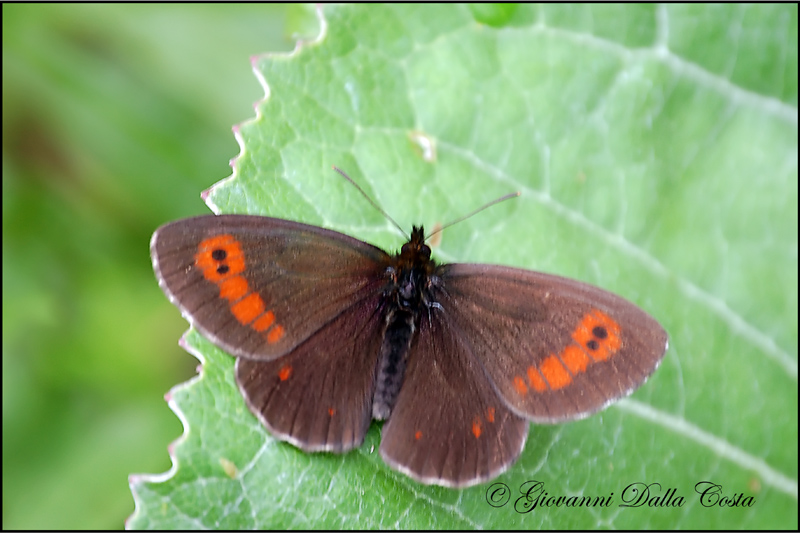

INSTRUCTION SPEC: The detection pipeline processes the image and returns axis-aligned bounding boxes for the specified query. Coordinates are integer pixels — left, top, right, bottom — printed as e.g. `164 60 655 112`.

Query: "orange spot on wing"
472 419 482 439
526 366 548 392
195 254 230 282
198 234 234 253
194 251 217 274
278 365 292 381
540 355 572 390
328 408 335 417
195 235 245 282
571 316 595 346
486 407 495 423
267 324 285 344
575 310 622 361
196 235 233 266
513 376 528 395
560 344 592 375
230 293 265 325
225 254 245 277
219 275 249 301
252 311 275 332
414 430 423 440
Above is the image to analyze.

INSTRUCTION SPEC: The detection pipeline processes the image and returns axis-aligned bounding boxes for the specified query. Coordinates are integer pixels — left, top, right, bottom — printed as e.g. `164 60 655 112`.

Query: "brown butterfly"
151 174 667 488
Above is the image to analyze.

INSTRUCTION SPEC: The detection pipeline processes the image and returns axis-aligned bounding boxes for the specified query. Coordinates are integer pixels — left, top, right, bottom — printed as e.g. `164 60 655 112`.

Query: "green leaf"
130 4 797 529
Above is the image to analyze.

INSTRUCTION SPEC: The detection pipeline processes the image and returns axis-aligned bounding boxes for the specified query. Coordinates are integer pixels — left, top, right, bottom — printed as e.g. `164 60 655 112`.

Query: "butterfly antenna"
332 166 407 237
426 191 520 240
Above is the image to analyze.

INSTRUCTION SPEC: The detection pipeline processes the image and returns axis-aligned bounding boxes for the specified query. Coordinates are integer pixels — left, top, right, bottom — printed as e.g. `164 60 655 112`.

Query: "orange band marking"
513 376 528 395
231 293 265 325
575 310 621 361
226 254 245 278
560 344 592 374
195 235 245 281
540 355 572 390
571 317 596 346
526 365 548 392
486 407 495 423
219 276 249 301
514 309 626 397
195 234 287 343
267 324 285 344
252 311 276 333
198 234 235 253
278 365 292 381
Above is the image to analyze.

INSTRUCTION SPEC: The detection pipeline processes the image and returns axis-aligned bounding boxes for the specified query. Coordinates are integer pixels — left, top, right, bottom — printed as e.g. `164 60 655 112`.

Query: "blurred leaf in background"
2 4 315 529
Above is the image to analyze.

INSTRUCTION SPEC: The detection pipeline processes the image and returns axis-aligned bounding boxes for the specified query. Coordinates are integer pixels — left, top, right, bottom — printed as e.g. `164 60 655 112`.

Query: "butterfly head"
399 226 431 262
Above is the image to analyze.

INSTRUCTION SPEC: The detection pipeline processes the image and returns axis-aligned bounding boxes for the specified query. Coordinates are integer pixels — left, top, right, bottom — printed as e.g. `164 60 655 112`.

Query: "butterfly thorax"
372 226 438 420
392 226 436 310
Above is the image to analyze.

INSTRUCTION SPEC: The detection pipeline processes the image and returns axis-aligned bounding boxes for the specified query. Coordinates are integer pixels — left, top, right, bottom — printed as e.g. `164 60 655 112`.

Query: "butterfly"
150 173 668 488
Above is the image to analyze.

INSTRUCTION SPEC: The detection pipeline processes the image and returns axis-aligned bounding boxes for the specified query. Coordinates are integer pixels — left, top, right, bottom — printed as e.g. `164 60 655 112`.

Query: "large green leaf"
129 4 797 529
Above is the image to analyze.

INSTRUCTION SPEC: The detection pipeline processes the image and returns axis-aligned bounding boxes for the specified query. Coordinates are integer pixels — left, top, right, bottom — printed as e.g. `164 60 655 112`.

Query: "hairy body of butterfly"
373 226 434 421
151 215 668 488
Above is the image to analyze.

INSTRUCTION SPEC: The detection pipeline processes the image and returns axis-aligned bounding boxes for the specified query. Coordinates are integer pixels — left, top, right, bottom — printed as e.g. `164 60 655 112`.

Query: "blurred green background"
2 4 314 529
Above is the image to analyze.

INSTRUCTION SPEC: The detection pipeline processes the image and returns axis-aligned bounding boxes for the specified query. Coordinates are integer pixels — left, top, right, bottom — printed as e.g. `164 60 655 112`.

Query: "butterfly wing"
152 214 396 452
436 263 669 423
151 215 391 360
235 293 387 452
379 309 529 488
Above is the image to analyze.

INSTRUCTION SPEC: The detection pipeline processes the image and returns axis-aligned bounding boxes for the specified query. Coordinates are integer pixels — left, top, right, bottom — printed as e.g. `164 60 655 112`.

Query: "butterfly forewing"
151 215 391 360
380 308 529 488
437 264 668 423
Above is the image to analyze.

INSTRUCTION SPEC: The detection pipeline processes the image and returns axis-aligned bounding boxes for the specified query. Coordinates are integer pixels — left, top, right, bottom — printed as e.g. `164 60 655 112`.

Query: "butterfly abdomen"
372 226 437 420
372 309 415 420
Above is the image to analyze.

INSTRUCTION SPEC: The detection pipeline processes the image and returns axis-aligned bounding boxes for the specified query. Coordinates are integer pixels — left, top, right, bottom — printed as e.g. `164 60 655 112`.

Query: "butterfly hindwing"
379 307 529 488
235 293 387 452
